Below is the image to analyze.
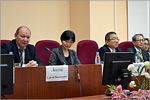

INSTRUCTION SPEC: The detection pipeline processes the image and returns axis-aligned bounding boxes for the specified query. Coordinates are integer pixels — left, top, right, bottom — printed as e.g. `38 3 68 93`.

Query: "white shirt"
108 47 116 53
134 46 141 53
16 42 26 65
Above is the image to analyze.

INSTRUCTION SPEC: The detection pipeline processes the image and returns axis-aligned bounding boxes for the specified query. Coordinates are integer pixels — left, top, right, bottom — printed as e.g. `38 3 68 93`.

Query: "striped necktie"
139 51 143 61
19 49 23 67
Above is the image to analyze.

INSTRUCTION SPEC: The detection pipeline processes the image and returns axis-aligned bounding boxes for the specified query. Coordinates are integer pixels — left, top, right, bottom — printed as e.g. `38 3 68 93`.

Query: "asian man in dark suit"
98 32 122 61
1 26 43 67
125 34 149 62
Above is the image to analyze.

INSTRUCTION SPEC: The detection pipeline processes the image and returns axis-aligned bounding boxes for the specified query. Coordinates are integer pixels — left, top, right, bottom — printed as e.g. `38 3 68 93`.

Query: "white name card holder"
46 65 68 82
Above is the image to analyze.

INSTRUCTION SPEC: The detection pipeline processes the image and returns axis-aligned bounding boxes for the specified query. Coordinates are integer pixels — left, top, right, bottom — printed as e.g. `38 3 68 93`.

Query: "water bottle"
9 52 13 54
95 52 101 65
135 51 140 63
9 52 15 67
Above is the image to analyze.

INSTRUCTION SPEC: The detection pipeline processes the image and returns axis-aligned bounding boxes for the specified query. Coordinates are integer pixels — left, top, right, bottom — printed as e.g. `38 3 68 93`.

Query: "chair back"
1 40 11 46
35 40 60 66
77 40 99 64
118 41 133 52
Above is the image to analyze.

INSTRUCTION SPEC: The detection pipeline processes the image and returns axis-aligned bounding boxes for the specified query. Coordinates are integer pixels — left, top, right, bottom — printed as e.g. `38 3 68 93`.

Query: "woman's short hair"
144 38 149 43
60 30 75 43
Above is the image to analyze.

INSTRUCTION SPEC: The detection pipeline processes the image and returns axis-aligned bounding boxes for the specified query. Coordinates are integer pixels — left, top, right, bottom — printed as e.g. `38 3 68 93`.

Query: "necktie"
19 49 23 67
139 51 143 61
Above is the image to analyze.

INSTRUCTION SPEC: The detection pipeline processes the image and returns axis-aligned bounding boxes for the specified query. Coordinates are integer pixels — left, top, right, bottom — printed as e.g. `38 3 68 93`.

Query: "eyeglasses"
109 38 120 41
136 40 144 42
144 43 149 46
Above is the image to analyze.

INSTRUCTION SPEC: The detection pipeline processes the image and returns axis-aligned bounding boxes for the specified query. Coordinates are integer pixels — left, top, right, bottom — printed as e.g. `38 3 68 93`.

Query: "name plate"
46 65 68 82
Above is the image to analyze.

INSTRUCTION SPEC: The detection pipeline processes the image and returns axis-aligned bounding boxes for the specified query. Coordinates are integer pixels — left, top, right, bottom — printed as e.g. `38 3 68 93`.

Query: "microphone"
75 65 82 97
45 47 66 65
45 47 54 54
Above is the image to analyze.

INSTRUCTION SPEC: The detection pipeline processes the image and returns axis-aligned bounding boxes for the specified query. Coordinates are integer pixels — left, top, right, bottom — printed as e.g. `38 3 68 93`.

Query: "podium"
5 64 108 99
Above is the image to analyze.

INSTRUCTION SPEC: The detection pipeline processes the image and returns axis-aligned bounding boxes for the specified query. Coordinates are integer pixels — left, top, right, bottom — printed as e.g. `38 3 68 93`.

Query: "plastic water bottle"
135 51 140 63
95 52 101 65
9 52 13 54
9 52 15 67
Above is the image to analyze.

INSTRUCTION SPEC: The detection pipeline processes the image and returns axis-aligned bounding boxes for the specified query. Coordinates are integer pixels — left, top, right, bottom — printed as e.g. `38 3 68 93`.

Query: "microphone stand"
45 47 66 65
75 65 82 97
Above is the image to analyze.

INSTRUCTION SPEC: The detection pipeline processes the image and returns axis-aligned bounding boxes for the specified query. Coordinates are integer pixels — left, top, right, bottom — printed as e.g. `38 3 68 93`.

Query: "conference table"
66 94 111 99
3 64 148 99
4 64 108 99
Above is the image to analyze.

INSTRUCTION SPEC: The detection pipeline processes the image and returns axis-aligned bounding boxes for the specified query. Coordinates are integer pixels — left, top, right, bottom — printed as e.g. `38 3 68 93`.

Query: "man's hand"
25 60 38 67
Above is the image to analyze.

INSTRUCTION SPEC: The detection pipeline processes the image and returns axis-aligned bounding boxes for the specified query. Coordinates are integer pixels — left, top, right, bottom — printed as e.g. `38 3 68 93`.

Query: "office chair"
118 41 133 52
77 40 99 64
1 40 11 46
35 40 60 66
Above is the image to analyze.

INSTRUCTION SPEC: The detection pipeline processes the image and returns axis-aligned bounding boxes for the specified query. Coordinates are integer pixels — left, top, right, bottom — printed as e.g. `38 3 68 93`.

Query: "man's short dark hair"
105 31 117 41
132 34 144 41
60 30 75 43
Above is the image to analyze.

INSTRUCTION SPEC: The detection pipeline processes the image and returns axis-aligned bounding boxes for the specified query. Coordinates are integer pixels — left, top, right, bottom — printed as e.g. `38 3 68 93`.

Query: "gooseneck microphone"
45 47 66 65
45 47 54 54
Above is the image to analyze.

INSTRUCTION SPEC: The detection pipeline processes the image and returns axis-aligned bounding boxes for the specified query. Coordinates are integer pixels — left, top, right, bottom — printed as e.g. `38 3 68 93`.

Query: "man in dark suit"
98 32 122 61
1 26 43 67
125 34 149 62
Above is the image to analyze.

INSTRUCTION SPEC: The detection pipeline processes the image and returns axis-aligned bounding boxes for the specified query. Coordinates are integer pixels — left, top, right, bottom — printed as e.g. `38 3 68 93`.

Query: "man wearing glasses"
125 34 149 62
98 31 122 61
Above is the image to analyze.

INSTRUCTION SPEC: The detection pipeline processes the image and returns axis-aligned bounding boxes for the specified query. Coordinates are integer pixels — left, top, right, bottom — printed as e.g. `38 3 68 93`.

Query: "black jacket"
98 44 122 61
125 46 149 62
1 39 43 66
49 46 81 65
